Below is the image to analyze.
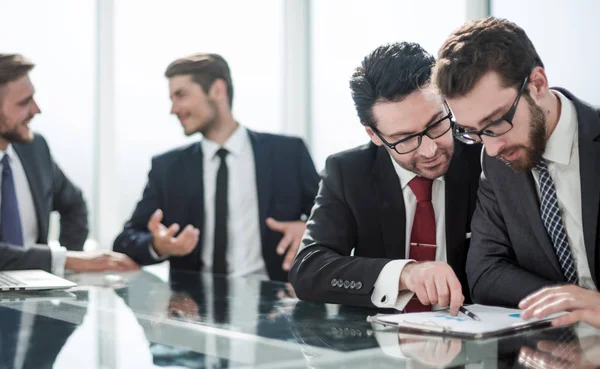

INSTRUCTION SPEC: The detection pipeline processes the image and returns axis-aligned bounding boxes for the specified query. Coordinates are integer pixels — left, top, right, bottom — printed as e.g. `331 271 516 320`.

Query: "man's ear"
528 66 549 101
209 79 228 103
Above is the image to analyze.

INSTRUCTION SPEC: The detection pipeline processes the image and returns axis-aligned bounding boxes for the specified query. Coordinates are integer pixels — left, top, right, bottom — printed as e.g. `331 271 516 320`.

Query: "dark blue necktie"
1 154 24 246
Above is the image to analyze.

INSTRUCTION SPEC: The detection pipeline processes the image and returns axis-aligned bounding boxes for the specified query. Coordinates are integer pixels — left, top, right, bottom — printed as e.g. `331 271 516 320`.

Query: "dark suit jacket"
11 133 88 250
466 88 600 307
113 130 319 282
0 243 51 271
289 141 482 308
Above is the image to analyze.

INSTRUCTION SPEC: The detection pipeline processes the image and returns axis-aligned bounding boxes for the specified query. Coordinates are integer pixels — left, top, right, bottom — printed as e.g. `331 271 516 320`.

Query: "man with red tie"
289 42 482 314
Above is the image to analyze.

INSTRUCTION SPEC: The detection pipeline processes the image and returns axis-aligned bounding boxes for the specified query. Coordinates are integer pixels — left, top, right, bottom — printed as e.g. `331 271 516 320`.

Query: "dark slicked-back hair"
165 53 234 108
434 17 544 98
349 42 435 127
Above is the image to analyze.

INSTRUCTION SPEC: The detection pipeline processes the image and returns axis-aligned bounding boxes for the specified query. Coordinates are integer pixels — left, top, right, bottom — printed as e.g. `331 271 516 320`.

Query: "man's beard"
0 112 33 144
407 146 454 180
195 100 220 137
497 95 547 172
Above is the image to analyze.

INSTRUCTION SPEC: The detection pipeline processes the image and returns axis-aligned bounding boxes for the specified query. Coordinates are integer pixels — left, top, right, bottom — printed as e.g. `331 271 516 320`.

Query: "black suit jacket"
10 133 88 250
467 88 600 307
289 141 482 308
113 130 319 282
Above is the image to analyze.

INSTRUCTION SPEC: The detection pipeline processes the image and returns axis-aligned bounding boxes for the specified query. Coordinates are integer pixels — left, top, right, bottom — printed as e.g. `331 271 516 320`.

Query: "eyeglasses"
453 73 530 144
371 102 454 155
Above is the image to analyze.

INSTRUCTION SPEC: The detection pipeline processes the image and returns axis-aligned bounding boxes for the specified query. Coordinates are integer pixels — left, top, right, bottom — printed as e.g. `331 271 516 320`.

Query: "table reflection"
0 291 85 369
517 332 600 369
0 268 599 369
115 269 303 368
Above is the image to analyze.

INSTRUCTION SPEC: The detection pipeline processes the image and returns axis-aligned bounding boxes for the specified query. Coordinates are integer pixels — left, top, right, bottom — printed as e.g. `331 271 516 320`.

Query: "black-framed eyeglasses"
371 102 454 155
453 73 530 145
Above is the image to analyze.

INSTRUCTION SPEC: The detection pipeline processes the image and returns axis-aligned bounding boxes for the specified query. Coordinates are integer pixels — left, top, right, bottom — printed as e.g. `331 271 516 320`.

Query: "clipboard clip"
366 315 399 331
367 315 448 333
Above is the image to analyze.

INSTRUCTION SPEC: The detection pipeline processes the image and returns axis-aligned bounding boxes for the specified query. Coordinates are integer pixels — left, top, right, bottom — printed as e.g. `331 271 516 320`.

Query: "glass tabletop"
0 266 599 369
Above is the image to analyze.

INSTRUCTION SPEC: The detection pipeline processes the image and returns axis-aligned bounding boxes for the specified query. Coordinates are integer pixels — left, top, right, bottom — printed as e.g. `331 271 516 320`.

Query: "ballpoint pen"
459 306 481 321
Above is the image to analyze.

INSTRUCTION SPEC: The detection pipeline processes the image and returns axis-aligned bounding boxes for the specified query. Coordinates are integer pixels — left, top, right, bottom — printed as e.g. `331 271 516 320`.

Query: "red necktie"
404 176 436 313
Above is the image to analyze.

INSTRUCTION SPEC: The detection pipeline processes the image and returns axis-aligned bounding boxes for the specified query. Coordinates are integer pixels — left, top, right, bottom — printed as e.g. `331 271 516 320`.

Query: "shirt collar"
543 90 577 166
0 144 15 162
201 125 248 159
388 151 444 189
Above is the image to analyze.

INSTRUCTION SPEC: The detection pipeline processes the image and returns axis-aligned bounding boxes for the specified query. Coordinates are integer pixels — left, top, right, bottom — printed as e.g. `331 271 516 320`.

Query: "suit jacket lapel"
564 90 600 285
12 144 46 243
444 145 469 271
182 143 204 269
372 146 406 260
578 136 600 285
249 130 272 239
184 143 204 229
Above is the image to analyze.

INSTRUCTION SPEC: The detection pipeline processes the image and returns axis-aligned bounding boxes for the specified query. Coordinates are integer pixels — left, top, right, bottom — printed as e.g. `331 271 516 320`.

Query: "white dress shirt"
0 145 66 275
371 155 447 310
531 91 596 290
201 126 267 278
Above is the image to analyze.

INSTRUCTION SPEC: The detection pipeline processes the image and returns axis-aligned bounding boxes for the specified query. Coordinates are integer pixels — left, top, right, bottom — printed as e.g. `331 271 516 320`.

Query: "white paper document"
368 304 563 339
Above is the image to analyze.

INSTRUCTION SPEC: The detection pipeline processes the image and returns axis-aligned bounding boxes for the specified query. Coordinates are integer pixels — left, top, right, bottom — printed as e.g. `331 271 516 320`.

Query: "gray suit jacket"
12 133 88 250
0 243 51 271
467 88 600 307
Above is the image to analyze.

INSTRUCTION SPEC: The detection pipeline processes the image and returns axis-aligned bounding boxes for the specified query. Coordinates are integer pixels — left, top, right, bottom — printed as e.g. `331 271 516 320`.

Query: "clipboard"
367 304 561 340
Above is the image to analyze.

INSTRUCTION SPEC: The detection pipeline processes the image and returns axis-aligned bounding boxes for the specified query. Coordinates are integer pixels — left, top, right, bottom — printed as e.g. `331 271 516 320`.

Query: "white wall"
310 0 468 170
0 0 96 241
492 0 600 105
114 0 284 231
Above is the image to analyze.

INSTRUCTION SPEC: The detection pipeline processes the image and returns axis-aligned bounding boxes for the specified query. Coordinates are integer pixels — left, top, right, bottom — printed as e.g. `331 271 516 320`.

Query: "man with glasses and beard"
433 17 600 311
289 42 482 315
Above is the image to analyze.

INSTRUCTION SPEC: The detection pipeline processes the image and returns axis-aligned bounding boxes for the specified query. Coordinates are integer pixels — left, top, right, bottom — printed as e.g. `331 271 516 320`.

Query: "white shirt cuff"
371 259 416 310
149 243 168 261
49 245 67 276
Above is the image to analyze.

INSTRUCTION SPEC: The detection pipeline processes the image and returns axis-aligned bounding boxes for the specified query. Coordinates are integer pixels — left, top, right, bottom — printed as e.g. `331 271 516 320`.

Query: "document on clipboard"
367 304 564 339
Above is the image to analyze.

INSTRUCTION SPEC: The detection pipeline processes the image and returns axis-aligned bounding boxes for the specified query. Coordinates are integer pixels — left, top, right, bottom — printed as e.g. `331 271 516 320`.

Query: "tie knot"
408 176 433 202
535 158 549 173
1 155 11 175
215 148 229 160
